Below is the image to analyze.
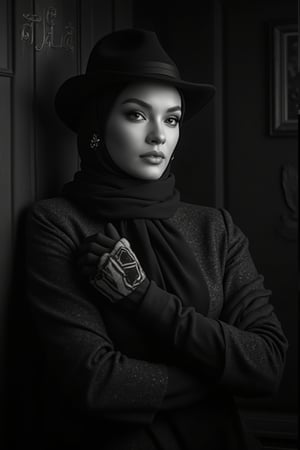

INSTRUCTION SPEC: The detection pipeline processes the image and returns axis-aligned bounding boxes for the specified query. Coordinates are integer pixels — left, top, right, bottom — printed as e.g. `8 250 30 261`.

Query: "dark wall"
223 0 298 413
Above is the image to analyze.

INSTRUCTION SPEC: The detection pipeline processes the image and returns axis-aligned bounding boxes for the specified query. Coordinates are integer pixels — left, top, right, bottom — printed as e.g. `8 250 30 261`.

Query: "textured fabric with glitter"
26 196 287 449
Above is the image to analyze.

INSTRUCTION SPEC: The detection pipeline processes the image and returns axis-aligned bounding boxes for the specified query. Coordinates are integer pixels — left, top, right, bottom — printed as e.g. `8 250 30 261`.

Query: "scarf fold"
63 167 180 220
63 147 209 315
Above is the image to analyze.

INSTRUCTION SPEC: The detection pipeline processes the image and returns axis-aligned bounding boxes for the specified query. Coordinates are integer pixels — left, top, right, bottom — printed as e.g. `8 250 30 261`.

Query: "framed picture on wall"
269 22 299 136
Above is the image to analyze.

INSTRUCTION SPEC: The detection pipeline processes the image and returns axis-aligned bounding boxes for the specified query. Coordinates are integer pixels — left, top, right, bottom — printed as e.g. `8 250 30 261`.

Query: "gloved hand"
77 223 146 302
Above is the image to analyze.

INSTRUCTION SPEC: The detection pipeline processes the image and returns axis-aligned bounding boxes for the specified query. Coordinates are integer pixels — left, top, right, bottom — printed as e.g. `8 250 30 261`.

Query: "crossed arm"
26 202 288 425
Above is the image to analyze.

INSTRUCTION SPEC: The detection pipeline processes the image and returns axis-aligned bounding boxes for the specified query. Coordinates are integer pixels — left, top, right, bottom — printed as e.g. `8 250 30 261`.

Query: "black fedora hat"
55 28 216 132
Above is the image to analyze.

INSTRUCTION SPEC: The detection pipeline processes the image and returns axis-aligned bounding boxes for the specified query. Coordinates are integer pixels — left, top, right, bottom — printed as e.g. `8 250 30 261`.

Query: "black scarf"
62 94 209 315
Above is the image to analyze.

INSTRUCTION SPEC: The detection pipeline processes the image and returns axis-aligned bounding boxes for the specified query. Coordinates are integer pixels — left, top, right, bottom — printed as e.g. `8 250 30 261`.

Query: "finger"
81 232 115 249
105 222 121 241
77 241 109 257
94 231 116 248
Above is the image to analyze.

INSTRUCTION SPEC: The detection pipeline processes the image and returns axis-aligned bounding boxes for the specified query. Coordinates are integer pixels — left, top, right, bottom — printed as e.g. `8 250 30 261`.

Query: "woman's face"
104 81 182 180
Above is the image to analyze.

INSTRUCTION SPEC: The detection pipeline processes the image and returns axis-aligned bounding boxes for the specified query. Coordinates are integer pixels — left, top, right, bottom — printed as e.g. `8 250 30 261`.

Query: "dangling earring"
171 155 175 161
90 133 100 149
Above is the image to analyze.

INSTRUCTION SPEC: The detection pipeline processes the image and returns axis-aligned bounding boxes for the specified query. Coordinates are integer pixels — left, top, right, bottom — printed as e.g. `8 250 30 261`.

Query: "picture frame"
269 22 299 136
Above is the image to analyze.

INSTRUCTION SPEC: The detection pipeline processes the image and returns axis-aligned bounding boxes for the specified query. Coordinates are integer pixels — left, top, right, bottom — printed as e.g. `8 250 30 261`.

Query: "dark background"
0 1 298 449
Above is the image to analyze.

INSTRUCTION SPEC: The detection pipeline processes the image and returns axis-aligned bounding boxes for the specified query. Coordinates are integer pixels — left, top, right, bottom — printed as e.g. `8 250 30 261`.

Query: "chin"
127 165 166 181
136 169 165 181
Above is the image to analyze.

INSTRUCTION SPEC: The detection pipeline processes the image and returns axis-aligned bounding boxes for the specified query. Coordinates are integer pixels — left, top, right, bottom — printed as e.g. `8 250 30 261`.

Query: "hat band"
91 60 181 79
128 61 180 78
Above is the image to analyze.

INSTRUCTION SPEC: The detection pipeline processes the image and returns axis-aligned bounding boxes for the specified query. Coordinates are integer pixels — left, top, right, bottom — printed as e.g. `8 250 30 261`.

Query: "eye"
165 116 180 127
125 110 146 122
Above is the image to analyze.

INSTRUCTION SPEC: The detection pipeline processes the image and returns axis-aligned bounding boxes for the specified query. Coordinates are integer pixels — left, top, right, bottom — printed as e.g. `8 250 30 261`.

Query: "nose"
146 122 166 145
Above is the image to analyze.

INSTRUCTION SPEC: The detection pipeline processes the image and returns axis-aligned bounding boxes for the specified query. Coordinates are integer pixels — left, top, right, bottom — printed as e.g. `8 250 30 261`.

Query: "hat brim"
55 70 216 133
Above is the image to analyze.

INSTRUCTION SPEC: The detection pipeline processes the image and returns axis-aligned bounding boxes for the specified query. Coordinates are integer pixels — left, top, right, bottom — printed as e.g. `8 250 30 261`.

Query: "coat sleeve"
26 202 215 420
124 208 288 398
26 202 169 424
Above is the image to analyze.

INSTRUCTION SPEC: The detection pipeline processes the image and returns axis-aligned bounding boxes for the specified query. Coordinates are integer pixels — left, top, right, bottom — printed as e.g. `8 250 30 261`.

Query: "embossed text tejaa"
21 7 74 52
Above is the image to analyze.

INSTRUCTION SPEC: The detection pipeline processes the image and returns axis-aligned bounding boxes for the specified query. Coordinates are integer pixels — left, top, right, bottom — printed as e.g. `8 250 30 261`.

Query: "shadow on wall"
35 63 79 199
3 209 44 449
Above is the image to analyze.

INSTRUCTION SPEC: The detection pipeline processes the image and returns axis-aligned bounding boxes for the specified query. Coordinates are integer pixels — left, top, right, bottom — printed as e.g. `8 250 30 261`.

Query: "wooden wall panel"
0 77 12 300
0 0 13 441
0 76 12 434
0 0 12 73
34 0 79 199
213 0 225 208
13 0 35 220
80 0 113 73
80 0 133 73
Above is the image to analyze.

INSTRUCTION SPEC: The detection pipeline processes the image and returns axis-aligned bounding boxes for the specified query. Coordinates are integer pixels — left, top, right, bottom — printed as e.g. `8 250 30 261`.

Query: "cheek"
167 128 180 154
106 123 142 171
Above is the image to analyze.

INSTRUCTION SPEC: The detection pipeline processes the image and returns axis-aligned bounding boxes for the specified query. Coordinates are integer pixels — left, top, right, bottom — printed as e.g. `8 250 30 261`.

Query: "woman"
26 29 288 449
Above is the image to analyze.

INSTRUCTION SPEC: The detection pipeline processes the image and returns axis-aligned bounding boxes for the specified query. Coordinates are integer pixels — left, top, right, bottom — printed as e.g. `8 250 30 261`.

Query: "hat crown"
86 28 179 76
55 28 216 132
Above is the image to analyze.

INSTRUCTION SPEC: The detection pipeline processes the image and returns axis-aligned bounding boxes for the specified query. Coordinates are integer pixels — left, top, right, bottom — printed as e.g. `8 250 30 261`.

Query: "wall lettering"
21 7 74 52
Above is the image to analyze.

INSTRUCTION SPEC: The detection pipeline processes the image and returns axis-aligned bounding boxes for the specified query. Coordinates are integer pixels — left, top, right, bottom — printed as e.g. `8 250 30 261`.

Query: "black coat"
25 198 288 449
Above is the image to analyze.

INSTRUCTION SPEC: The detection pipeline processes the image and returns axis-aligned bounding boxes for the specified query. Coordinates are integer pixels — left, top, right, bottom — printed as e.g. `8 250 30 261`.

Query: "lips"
140 151 165 166
140 151 165 159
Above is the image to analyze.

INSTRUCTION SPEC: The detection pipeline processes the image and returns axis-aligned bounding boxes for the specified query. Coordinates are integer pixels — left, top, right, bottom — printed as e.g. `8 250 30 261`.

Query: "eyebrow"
121 98 182 113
